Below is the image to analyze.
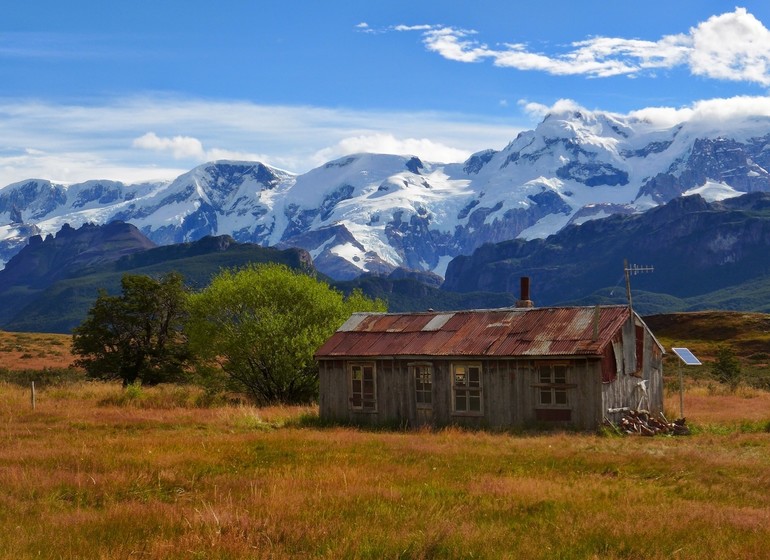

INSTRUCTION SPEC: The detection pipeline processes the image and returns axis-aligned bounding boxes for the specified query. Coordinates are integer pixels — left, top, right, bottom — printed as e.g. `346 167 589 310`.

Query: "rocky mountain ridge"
0 222 313 332
3 107 770 279
443 192 770 306
3 191 770 334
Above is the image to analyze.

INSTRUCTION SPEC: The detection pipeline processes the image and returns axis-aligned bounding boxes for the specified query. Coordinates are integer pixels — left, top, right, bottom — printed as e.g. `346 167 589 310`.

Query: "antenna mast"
624 259 654 312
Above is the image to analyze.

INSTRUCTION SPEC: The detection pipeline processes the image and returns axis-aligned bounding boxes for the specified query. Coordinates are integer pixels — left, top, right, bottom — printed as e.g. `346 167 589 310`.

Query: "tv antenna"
624 259 654 312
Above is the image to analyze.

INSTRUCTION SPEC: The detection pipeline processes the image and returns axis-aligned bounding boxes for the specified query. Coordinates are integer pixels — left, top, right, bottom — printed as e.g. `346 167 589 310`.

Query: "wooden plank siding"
602 319 664 424
317 309 665 431
319 356 613 430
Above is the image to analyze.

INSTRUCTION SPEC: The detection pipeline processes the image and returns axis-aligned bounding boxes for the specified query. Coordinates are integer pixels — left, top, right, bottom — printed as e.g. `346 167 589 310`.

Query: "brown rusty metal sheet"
315 306 633 358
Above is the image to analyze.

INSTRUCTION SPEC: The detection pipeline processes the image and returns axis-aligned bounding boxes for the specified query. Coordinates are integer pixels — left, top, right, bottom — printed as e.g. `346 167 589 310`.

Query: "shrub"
711 345 742 391
0 367 86 387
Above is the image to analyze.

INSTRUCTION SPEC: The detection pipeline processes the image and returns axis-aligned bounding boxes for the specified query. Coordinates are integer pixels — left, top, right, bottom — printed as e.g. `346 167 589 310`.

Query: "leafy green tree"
72 273 191 385
186 263 385 404
712 345 742 392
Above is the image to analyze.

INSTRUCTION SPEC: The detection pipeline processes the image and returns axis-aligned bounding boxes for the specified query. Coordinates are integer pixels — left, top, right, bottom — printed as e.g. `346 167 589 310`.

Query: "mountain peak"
5 107 770 280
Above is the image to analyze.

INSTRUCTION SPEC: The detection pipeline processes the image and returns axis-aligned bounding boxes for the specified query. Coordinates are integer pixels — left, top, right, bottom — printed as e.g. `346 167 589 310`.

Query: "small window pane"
469 394 481 412
415 365 433 407
453 363 482 414
554 366 567 384
351 363 376 411
455 394 466 411
540 389 552 405
555 390 567 405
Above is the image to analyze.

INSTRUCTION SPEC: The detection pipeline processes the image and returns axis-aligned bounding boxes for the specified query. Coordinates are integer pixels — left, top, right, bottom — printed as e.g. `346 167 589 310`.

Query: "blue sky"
3 1 770 185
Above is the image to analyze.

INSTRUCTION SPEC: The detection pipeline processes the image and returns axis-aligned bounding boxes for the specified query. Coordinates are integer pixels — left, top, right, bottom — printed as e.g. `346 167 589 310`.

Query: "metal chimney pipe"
516 276 534 308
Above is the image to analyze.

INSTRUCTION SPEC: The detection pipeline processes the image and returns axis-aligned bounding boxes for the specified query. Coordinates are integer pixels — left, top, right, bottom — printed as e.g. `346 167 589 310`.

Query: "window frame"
451 362 483 415
411 362 433 409
349 361 377 412
534 362 572 408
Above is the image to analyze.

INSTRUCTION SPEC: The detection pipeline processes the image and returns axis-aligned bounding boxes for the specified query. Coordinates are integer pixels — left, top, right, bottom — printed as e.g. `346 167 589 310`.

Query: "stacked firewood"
611 410 690 436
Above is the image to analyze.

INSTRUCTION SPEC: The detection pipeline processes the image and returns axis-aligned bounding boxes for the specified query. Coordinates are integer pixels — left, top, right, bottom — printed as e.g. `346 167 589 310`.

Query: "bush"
97 383 221 409
0 367 86 387
186 263 385 405
711 345 742 391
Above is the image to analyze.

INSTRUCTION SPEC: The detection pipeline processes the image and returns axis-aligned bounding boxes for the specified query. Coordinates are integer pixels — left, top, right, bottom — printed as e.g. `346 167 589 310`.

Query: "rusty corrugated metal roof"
315 306 635 359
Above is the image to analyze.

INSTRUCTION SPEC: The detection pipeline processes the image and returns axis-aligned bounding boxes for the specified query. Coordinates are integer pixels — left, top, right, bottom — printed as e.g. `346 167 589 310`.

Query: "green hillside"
4 243 312 333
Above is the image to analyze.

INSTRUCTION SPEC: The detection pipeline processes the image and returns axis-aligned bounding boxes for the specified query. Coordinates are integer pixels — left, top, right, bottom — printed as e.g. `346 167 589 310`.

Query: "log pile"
609 410 690 436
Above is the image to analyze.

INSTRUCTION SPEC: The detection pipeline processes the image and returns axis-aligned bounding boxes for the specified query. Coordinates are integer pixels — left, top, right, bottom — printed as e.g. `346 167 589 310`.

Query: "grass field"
0 330 75 370
0 381 769 560
1 315 769 559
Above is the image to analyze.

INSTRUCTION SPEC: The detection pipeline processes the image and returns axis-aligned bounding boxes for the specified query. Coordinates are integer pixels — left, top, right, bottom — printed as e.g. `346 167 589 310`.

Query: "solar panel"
672 347 702 366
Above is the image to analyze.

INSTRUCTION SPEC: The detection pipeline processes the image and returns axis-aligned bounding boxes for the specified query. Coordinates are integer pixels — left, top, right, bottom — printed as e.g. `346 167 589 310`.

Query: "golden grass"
1 382 769 559
0 330 76 370
664 379 770 424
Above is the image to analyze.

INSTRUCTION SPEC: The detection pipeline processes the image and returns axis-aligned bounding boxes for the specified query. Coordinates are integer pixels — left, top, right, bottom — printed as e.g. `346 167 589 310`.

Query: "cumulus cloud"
132 132 205 159
0 97 517 185
132 132 266 163
521 95 770 130
0 147 185 185
519 99 584 120
312 133 471 167
689 9 770 84
5 93 770 187
395 8 770 85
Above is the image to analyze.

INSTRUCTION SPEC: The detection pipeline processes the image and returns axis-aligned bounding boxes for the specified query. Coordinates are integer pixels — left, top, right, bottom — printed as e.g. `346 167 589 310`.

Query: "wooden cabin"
314 304 664 430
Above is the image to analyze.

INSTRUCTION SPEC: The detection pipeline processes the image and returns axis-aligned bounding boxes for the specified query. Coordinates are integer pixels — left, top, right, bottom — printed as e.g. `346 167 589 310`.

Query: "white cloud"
521 95 770 130
422 27 495 63
132 132 267 163
0 148 185 185
0 97 519 186
393 24 435 32
689 8 770 84
312 133 471 166
395 8 770 85
519 99 584 119
132 132 205 159
4 93 770 187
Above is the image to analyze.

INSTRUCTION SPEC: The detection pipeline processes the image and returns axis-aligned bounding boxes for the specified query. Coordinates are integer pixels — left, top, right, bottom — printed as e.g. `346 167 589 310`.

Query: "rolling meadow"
1 319 769 560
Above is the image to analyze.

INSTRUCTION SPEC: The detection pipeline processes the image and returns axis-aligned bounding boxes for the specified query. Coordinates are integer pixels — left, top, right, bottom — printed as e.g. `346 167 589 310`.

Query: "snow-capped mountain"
2 107 770 279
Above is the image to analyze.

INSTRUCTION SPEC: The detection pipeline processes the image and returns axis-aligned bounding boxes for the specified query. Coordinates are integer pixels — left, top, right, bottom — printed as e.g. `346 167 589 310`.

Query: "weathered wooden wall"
602 318 665 423
319 356 607 430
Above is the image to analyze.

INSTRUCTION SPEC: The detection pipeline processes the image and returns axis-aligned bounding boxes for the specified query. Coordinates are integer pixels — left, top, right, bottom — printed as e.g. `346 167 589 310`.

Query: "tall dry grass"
0 331 75 370
1 381 769 559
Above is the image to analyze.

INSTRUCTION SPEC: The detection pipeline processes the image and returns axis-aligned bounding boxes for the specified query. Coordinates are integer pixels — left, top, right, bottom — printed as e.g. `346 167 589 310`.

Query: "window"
538 364 568 406
413 363 433 408
452 363 482 414
350 362 376 411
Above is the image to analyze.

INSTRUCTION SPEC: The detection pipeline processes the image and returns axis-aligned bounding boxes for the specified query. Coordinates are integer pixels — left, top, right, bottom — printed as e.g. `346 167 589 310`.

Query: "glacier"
3 106 770 279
